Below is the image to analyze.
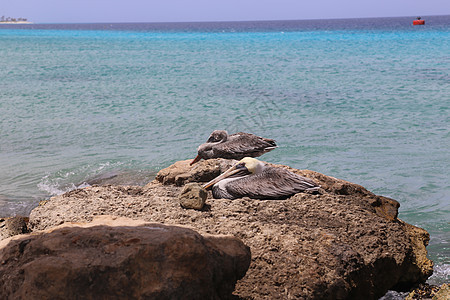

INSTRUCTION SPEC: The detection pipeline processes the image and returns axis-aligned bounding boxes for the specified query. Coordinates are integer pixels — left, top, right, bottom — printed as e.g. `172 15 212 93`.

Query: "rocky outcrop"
24 158 433 299
156 159 400 220
0 216 250 299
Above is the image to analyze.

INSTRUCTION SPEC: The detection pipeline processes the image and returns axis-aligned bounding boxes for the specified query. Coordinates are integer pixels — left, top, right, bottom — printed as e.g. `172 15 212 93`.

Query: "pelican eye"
207 135 220 142
236 162 246 169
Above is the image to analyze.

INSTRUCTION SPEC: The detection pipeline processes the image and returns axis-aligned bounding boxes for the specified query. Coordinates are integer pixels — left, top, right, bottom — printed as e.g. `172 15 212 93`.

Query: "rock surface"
0 216 29 240
405 283 449 299
0 215 250 300
178 182 208 210
433 283 450 300
156 158 236 186
25 159 434 299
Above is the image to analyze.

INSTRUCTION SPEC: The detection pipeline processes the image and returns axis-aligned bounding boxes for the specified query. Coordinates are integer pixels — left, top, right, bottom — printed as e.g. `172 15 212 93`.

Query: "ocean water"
0 16 449 285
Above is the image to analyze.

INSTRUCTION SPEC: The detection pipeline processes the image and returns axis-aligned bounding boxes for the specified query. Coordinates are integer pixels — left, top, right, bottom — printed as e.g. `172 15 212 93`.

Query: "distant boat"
413 17 425 26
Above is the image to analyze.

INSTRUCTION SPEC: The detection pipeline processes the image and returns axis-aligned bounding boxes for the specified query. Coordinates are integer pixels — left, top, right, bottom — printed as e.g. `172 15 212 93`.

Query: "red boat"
413 17 425 25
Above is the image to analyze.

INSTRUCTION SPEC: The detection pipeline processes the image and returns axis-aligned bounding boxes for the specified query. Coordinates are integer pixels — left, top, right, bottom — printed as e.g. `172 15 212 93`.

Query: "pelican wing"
225 167 319 199
214 133 277 158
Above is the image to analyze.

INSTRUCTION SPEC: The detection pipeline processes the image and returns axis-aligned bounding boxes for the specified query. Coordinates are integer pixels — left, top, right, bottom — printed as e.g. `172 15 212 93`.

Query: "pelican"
190 130 277 165
202 157 320 200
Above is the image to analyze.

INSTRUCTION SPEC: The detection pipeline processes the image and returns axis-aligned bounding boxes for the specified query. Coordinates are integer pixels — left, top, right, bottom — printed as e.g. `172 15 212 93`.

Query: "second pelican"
190 130 277 165
202 157 320 200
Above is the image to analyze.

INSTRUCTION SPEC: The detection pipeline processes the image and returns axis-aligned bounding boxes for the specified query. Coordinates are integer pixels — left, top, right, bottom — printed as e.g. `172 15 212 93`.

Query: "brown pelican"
202 157 320 200
190 130 277 165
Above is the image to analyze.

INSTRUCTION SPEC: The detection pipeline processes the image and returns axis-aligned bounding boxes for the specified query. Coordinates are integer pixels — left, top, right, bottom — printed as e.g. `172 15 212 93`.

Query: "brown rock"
179 183 208 210
27 159 433 299
155 159 400 220
154 158 236 186
405 283 449 300
0 216 29 240
399 221 434 284
263 162 400 220
433 283 449 300
0 216 251 300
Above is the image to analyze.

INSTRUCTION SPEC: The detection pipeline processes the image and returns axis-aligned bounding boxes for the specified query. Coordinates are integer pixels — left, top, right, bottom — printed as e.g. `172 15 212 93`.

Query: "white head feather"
238 157 265 174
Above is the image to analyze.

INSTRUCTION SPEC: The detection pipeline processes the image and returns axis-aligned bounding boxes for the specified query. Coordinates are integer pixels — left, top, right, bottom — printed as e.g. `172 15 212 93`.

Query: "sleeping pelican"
202 157 320 199
190 130 277 165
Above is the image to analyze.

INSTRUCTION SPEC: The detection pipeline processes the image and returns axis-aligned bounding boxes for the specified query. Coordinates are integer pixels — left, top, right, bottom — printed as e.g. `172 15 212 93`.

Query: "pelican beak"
190 154 202 165
202 166 240 189
202 163 249 190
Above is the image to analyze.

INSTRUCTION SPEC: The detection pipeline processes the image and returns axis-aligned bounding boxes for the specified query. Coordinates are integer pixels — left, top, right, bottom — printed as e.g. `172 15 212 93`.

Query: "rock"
405 283 449 300
379 290 409 299
154 158 236 186
0 216 29 240
398 221 434 284
0 216 251 299
155 159 400 220
179 183 208 210
28 159 434 299
433 283 449 300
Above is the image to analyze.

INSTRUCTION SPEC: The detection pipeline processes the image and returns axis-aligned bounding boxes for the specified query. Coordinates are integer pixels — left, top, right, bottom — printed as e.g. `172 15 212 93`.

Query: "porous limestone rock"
155 158 236 186
405 283 449 300
26 159 434 299
433 283 450 300
179 183 208 210
0 216 29 240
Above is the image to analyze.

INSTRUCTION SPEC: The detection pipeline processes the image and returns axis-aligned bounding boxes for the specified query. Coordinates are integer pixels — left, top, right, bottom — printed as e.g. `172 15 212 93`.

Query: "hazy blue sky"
1 0 449 23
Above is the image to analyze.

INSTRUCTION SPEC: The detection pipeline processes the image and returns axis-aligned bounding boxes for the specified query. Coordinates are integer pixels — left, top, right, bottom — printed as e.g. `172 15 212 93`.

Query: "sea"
0 15 449 287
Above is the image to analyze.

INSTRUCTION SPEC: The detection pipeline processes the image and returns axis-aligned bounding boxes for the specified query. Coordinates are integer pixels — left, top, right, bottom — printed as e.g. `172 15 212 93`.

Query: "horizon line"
19 14 450 25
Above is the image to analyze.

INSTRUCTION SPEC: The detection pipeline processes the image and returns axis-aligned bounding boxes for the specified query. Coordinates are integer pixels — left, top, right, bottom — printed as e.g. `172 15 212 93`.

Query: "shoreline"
0 21 33 24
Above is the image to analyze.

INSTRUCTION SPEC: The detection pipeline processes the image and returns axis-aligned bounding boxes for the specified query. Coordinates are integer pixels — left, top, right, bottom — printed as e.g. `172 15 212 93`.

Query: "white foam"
427 263 450 285
36 162 128 197
37 172 93 197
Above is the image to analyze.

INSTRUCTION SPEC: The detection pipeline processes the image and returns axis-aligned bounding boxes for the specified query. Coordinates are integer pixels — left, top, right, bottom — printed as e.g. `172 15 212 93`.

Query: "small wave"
37 173 85 196
37 162 156 197
427 263 450 285
37 178 88 196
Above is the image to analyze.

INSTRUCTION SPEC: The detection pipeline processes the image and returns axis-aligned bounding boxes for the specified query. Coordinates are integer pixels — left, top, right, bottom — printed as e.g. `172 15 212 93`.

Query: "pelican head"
238 157 265 174
206 130 228 143
202 157 265 189
190 130 229 165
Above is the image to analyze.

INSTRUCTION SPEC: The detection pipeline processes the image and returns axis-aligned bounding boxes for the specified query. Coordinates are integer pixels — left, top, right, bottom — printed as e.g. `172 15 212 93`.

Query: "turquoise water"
0 16 449 284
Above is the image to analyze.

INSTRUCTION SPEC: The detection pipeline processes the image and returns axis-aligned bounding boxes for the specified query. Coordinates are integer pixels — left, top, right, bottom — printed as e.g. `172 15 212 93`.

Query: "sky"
1 0 449 23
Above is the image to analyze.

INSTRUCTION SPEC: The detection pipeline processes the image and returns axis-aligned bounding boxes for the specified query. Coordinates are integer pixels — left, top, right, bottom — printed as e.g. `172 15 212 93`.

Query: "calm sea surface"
0 16 449 284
